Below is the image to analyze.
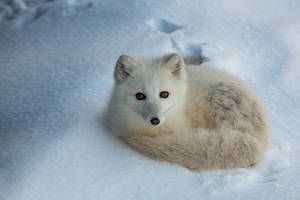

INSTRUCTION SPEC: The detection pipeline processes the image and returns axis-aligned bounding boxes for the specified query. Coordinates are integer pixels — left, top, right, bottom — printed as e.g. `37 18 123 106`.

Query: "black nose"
150 117 160 125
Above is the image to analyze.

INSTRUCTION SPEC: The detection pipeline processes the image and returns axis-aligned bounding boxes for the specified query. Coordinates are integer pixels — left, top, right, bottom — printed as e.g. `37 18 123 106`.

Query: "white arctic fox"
105 53 270 170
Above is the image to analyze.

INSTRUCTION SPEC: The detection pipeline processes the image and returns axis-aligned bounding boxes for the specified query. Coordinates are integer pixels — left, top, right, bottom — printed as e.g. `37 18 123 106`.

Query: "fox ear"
162 53 186 80
114 55 139 82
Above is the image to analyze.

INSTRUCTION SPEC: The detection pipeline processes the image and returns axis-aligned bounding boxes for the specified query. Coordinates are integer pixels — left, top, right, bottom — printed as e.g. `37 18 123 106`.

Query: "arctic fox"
105 53 270 170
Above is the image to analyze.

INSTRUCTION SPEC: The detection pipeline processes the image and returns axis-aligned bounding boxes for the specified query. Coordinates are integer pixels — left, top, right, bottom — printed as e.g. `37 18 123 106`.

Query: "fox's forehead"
127 61 175 92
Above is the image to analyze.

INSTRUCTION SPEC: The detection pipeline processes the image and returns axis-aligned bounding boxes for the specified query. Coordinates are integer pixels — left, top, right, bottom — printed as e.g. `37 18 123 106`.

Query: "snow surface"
1 0 300 199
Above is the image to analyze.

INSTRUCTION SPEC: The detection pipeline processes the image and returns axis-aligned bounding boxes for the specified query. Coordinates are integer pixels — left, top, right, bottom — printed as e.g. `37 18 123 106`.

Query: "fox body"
106 53 270 170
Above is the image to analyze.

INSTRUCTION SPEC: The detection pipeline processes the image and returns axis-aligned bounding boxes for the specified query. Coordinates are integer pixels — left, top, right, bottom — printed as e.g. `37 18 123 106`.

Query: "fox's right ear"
114 55 139 82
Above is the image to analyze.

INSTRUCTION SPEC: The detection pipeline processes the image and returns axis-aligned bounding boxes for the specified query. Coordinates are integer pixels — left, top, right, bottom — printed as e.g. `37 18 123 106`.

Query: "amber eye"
160 91 169 98
136 92 146 100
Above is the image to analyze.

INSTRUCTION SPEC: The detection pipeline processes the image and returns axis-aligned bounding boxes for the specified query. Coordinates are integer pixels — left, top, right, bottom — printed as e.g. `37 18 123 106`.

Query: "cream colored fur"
105 53 270 170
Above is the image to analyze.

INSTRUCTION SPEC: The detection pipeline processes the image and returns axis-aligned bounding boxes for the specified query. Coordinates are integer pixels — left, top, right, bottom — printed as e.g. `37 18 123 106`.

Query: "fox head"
113 53 187 127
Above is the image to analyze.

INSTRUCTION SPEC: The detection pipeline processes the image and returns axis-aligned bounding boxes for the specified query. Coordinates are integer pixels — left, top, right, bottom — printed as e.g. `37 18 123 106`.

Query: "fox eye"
160 91 169 98
136 92 146 100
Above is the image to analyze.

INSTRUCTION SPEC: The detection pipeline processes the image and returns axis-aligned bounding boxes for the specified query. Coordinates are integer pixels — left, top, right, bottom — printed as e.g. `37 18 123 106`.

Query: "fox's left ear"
162 53 186 80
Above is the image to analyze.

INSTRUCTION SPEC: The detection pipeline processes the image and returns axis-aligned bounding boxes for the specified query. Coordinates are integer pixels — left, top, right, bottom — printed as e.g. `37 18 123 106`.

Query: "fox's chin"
147 122 162 127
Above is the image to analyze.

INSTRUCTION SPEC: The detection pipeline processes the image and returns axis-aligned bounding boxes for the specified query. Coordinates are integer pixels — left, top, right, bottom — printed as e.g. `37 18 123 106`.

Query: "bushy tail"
121 128 264 170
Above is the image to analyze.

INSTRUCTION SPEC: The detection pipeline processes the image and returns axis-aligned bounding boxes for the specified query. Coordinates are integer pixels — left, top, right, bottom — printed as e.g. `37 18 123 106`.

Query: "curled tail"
121 128 264 170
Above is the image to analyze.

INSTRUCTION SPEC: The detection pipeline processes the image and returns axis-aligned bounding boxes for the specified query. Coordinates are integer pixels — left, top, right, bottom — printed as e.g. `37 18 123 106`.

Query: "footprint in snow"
12 5 48 29
148 18 183 34
170 38 207 65
147 18 206 65
64 1 93 14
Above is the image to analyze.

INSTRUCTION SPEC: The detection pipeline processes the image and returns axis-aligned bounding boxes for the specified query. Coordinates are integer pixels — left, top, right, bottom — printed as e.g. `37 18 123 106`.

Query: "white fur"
105 53 270 170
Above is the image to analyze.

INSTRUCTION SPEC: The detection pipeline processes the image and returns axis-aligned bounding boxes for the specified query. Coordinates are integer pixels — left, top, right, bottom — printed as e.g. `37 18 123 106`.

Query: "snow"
0 0 300 199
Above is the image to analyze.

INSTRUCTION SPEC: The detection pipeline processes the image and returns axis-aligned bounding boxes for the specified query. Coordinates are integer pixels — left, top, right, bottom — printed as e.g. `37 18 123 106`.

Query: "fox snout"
143 114 164 127
142 103 168 127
